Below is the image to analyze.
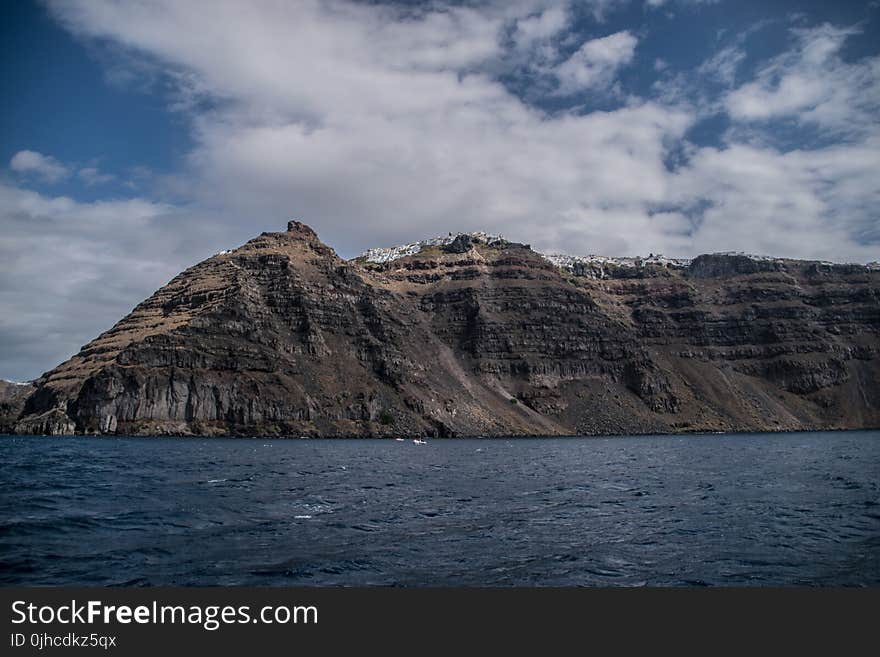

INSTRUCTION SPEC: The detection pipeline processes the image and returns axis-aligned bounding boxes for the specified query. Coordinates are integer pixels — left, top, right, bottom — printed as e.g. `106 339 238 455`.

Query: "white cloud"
0 179 250 381
726 24 879 134
77 166 115 186
668 141 880 262
44 1 679 257
34 2 880 265
646 0 719 7
697 45 745 87
0 182 173 379
9 152 115 187
513 5 569 48
9 150 70 183
554 31 638 93
704 25 880 263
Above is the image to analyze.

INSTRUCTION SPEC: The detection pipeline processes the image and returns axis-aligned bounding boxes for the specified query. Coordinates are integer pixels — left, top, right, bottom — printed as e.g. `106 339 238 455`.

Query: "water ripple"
0 431 878 586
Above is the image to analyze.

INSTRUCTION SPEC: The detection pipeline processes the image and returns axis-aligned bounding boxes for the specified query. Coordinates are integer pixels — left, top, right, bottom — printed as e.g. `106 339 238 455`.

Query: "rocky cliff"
6 221 879 437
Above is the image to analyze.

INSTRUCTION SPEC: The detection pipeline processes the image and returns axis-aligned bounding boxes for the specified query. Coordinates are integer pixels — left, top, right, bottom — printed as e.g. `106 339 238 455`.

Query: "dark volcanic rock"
687 254 784 278
0 380 35 433
443 234 475 254
10 223 880 437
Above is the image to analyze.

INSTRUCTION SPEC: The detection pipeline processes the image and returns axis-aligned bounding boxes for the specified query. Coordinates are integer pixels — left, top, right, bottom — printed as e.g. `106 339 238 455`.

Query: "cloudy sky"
1 0 879 381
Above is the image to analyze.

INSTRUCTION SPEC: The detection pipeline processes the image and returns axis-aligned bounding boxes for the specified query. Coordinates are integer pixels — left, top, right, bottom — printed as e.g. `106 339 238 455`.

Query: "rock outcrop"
9 223 880 437
0 380 35 433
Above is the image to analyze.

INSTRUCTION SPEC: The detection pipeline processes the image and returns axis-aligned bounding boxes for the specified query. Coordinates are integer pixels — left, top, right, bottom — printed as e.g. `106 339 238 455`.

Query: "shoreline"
3 426 878 440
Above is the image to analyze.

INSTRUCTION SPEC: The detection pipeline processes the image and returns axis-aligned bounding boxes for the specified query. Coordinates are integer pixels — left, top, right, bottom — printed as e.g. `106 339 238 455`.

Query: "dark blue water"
1 432 878 586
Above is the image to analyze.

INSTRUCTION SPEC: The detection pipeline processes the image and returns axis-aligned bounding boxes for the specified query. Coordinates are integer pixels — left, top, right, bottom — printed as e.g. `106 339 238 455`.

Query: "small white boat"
413 438 427 445
395 438 405 442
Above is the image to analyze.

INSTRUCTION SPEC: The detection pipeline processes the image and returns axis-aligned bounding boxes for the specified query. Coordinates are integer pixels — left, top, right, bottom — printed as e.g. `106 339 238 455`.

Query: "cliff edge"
9 222 880 436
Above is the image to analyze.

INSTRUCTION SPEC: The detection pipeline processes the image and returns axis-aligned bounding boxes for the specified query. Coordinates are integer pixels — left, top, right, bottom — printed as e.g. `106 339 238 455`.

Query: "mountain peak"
286 219 319 240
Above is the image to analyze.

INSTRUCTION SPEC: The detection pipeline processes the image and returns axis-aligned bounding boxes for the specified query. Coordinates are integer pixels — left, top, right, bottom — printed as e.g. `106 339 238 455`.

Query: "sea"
1 431 878 586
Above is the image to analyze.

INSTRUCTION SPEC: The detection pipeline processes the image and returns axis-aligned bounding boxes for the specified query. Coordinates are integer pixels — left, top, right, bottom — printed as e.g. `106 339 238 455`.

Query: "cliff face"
10 222 880 436
0 381 35 433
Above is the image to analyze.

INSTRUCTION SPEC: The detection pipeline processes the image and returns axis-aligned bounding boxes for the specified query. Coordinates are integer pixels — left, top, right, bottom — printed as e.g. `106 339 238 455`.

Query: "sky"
1 0 879 381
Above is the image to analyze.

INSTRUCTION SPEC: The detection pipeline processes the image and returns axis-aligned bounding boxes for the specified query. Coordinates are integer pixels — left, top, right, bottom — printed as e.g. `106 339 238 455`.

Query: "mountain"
5 221 879 437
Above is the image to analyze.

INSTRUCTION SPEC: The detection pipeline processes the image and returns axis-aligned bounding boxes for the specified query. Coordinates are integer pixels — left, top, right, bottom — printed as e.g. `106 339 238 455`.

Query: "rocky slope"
6 221 879 436
0 380 35 433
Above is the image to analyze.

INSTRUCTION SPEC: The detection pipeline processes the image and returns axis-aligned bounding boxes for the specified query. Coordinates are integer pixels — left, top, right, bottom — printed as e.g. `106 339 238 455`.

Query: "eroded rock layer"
7 222 879 436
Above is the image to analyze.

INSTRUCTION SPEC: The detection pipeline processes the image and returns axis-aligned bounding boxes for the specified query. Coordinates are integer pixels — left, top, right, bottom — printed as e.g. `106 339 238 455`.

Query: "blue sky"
0 2 191 201
1 0 879 381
